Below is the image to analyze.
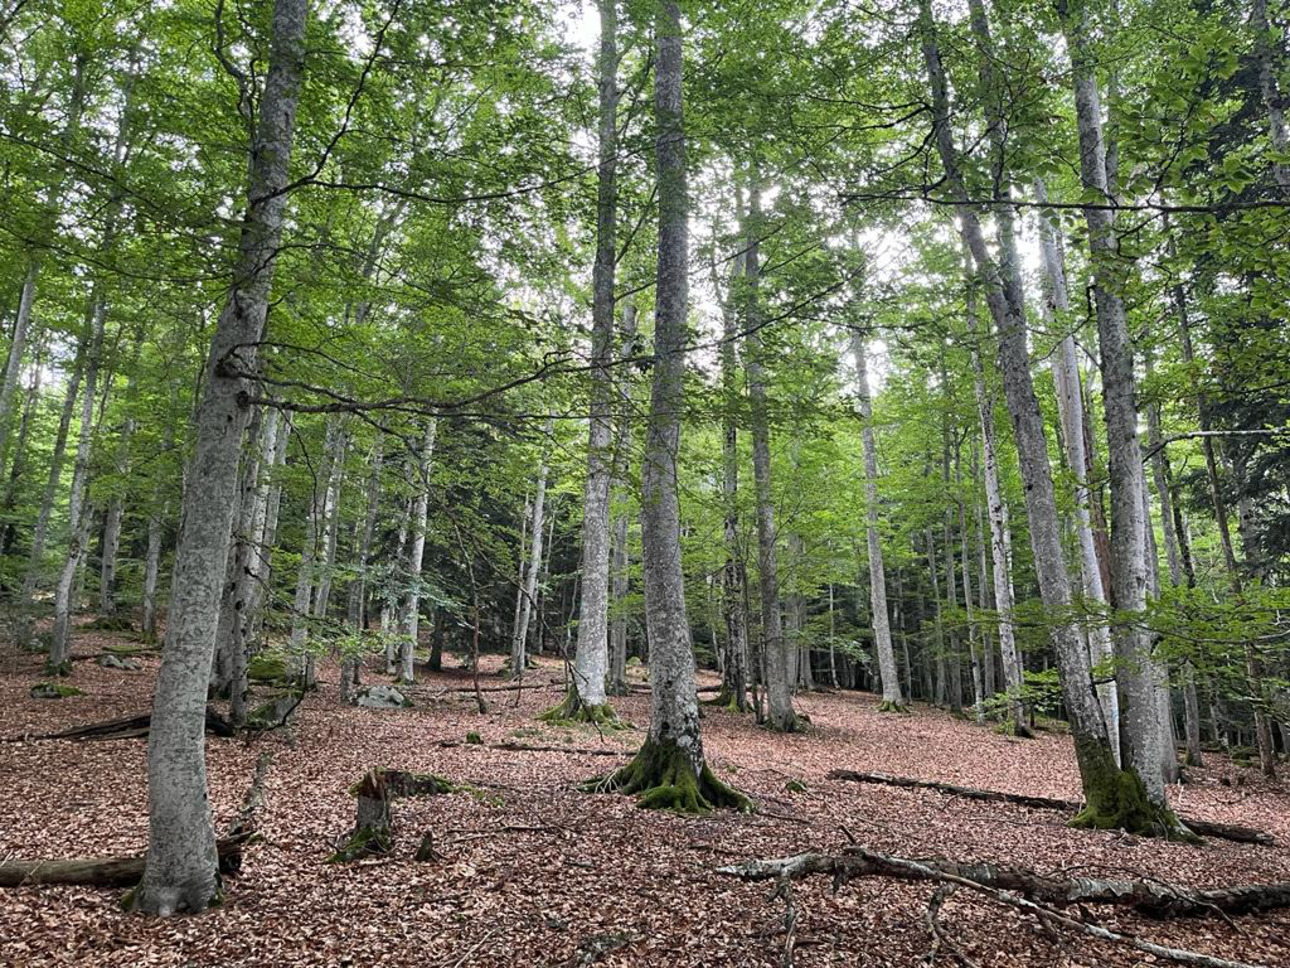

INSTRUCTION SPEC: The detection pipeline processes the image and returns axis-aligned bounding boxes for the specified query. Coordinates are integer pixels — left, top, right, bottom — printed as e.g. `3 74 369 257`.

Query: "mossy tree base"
582 738 753 814
704 689 748 714
538 691 623 728
876 700 909 714
1069 738 1202 843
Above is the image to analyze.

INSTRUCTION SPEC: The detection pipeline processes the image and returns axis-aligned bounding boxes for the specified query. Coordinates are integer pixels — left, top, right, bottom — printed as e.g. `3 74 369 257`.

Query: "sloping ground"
2 632 1289 967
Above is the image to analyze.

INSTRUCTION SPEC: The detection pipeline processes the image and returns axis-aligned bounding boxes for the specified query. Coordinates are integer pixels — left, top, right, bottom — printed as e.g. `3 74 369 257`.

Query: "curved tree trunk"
135 0 308 916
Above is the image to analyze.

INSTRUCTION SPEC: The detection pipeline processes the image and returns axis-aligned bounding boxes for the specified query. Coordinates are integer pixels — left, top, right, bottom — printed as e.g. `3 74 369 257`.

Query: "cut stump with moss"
582 738 753 814
329 768 457 863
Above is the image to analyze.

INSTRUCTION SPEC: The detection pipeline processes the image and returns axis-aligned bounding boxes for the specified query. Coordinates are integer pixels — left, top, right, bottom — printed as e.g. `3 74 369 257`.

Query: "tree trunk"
513 424 550 675
0 340 42 556
1036 181 1120 761
398 419 435 683
135 0 307 916
1060 0 1171 808
919 0 1174 837
49 283 109 670
746 179 797 732
852 333 903 710
608 304 638 696
598 2 746 813
568 0 620 716
1252 0 1289 191
347 434 384 630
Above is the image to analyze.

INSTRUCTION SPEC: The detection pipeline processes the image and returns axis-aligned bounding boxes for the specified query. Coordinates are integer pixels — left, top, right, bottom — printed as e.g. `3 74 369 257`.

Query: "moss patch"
30 681 83 699
247 653 287 683
465 731 483 745
877 700 910 714
582 738 753 814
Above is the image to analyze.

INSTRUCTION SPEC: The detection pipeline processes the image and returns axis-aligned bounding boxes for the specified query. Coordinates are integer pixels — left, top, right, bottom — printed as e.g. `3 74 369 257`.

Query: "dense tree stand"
584 738 751 814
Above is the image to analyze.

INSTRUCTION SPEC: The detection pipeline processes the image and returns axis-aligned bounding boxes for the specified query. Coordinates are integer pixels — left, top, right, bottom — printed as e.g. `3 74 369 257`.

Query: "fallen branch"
719 848 1290 918
719 848 1274 968
434 739 630 757
827 770 1274 845
11 707 236 743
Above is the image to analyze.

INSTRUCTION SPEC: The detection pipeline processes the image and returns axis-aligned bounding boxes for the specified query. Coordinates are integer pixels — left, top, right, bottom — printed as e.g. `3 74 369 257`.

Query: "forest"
0 0 1288 964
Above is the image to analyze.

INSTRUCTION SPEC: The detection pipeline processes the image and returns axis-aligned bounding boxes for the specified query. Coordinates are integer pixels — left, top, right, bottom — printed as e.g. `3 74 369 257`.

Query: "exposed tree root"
582 738 752 814
826 769 1272 845
877 700 910 714
329 767 457 863
719 847 1278 968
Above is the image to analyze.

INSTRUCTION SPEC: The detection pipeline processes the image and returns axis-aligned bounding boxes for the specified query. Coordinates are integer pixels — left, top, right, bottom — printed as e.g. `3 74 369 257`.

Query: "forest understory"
3 625 1289 968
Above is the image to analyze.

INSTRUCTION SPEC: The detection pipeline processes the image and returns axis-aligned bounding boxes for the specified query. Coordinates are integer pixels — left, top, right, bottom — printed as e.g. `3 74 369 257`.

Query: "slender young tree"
850 331 904 712
134 0 309 915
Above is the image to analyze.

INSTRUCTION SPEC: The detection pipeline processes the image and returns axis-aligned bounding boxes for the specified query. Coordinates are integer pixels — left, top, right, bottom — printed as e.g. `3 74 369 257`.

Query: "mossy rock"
784 779 808 794
247 689 303 728
30 681 84 699
84 615 135 632
465 731 483 745
247 653 288 683
103 642 154 656
582 738 753 814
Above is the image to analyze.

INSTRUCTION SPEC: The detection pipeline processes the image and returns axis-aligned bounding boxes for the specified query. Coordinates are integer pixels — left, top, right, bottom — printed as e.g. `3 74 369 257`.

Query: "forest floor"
2 628 1290 967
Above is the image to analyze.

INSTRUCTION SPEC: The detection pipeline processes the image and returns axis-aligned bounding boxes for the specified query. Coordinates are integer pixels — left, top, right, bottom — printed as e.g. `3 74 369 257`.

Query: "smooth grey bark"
957 451 985 724
570 0 620 712
312 424 348 624
1036 180 1120 760
608 302 639 696
637 0 706 769
398 418 436 682
383 495 410 668
512 425 550 675
745 181 797 732
215 408 268 719
99 334 145 616
141 416 176 642
717 248 749 710
851 333 902 708
136 0 307 916
231 409 279 725
1060 0 1170 805
246 412 292 651
49 285 108 668
964 268 1024 728
927 526 948 707
287 419 342 684
918 0 1121 812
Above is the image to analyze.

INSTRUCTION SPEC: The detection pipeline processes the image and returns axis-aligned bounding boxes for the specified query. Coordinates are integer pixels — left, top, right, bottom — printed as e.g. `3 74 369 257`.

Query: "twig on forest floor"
769 873 799 968
923 884 981 968
442 925 502 968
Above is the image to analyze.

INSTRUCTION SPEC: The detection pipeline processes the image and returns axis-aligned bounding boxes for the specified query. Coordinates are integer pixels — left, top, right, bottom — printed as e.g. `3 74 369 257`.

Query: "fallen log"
827 770 1274 845
719 848 1290 918
720 847 1276 968
17 707 236 743
0 836 251 888
0 753 273 888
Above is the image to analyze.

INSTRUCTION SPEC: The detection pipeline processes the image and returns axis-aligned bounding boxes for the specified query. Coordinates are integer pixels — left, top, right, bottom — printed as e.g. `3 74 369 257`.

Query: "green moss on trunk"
582 738 753 814
1069 735 1200 842
876 700 909 714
